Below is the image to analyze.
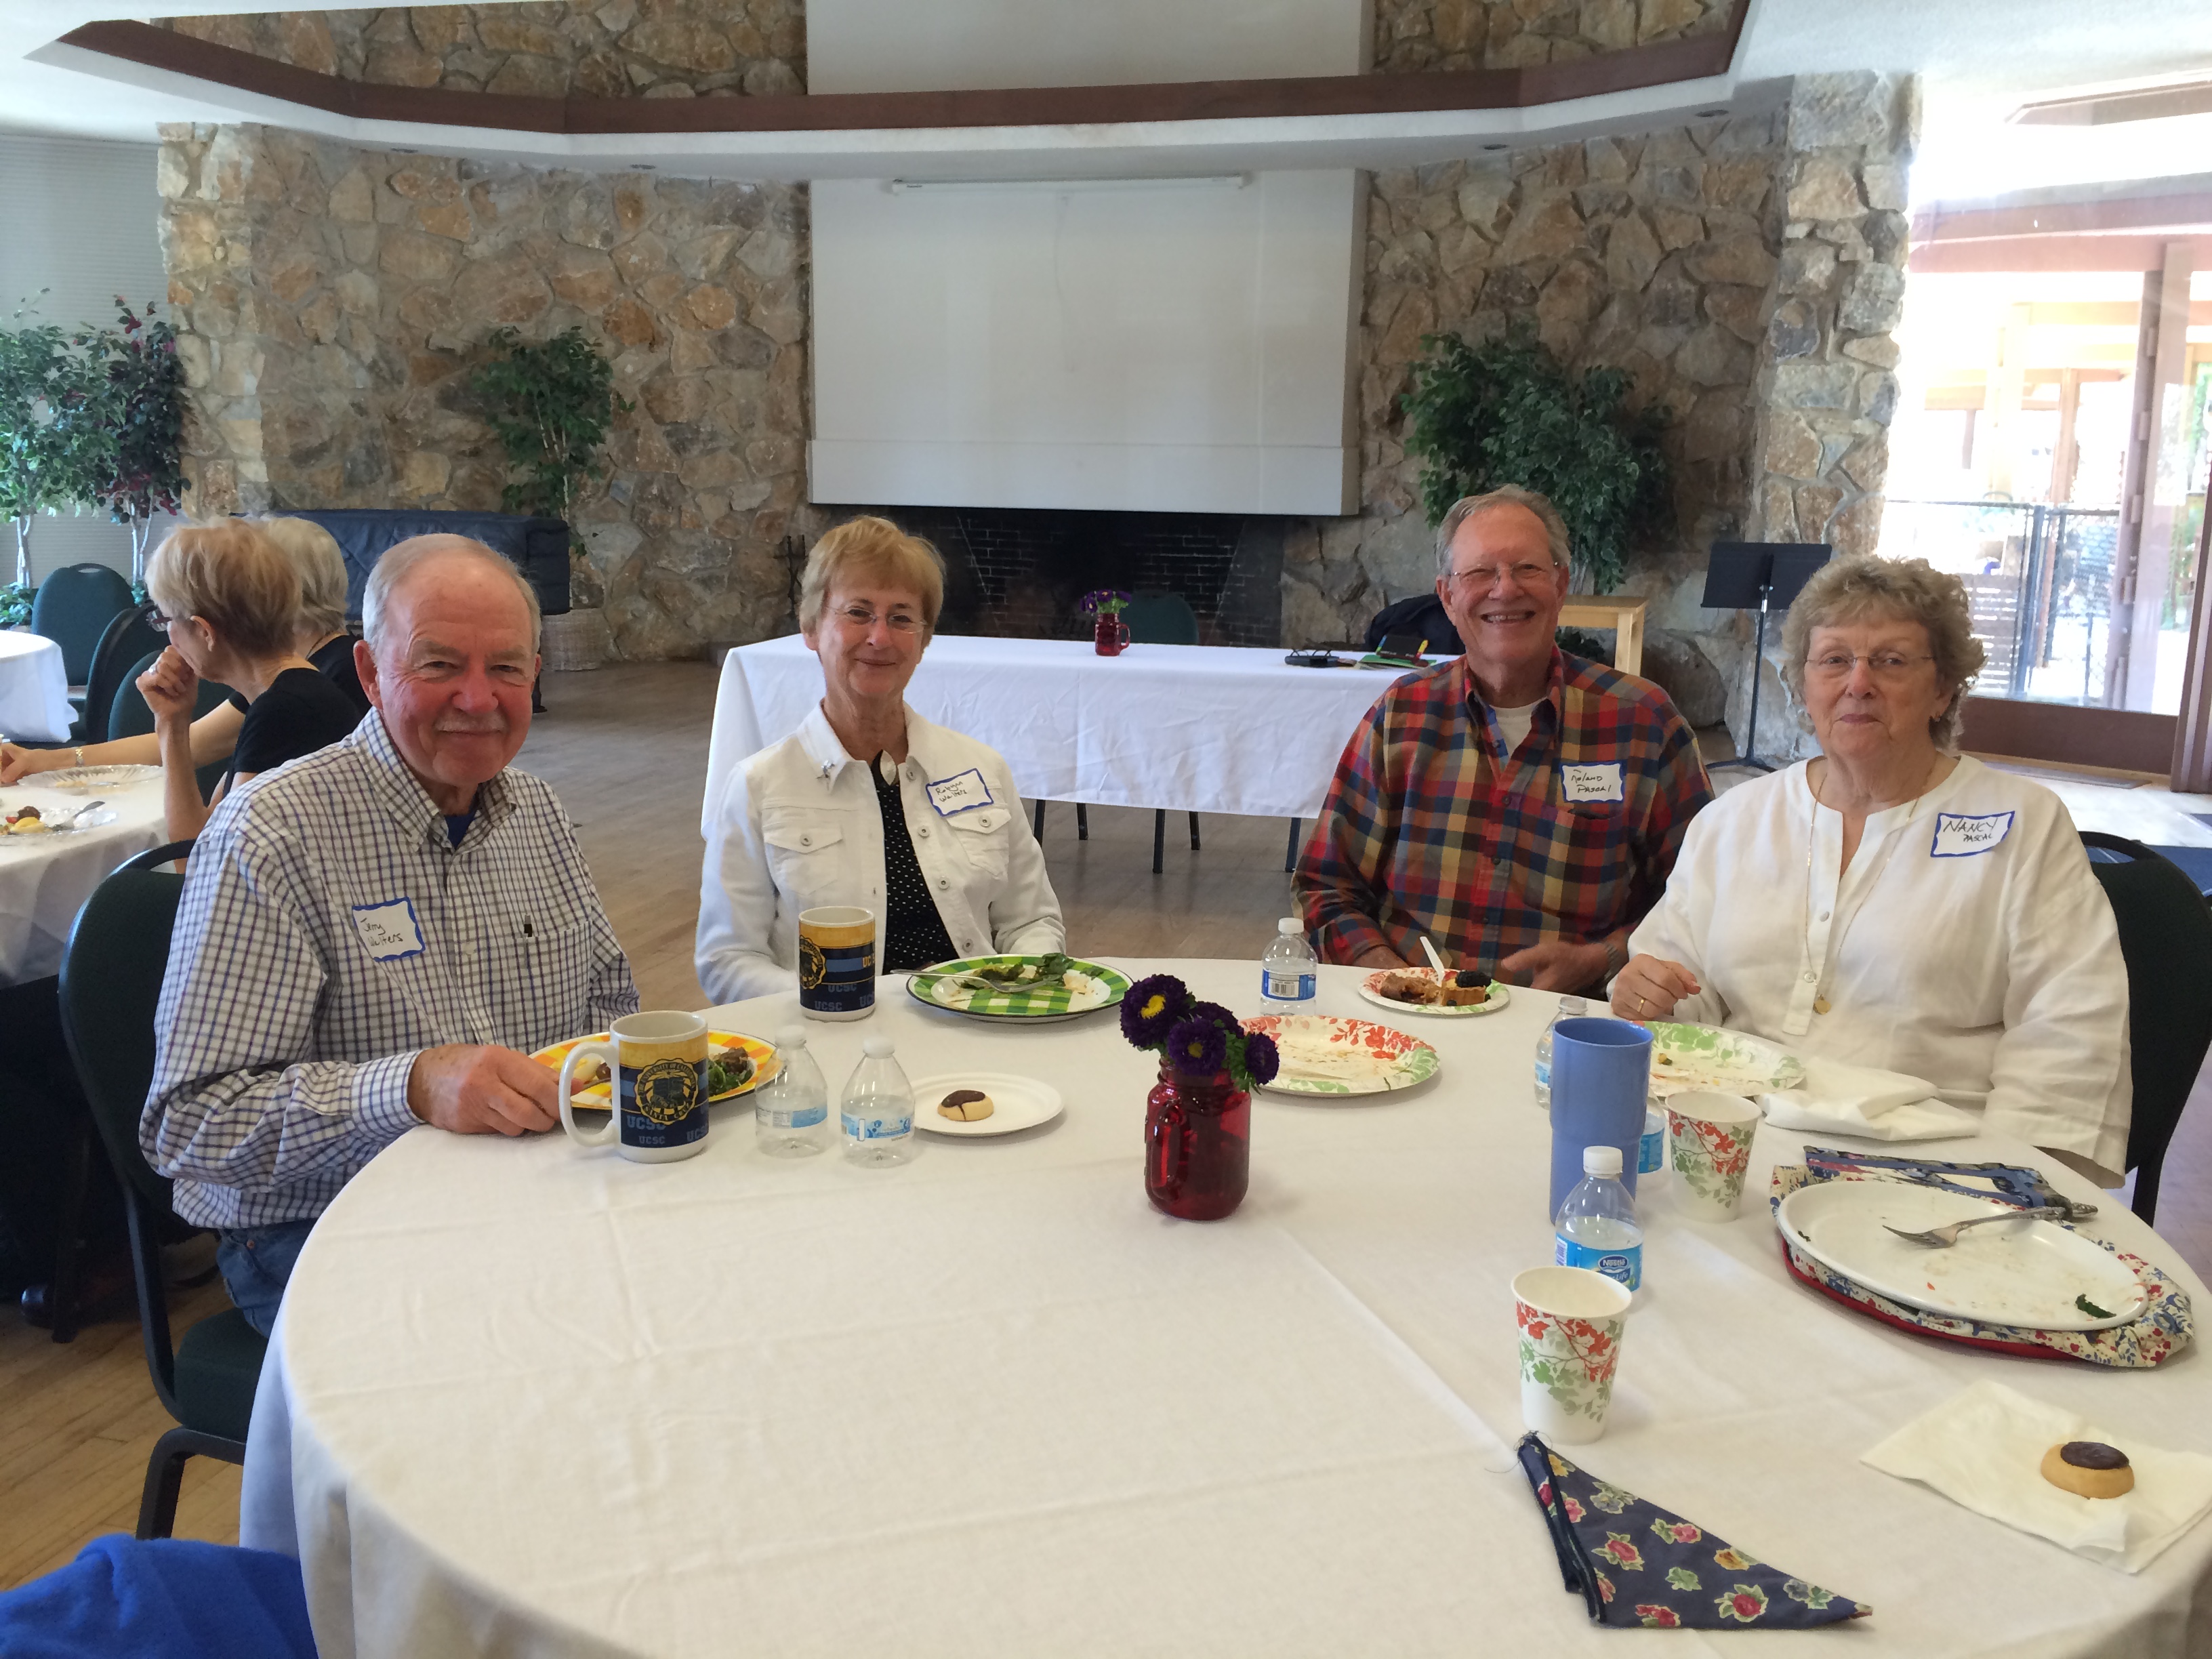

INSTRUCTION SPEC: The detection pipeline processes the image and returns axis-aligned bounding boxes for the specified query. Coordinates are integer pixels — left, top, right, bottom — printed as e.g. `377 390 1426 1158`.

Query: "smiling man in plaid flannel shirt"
1294 487 1713 996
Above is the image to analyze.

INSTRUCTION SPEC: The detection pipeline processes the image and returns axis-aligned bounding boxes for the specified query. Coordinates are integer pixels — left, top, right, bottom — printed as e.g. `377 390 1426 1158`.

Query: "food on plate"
2040 1441 2134 1499
567 1057 609 1094
5 806 40 823
937 1088 996 1122
707 1045 755 1097
1378 968 1489 1008
1267 1019 1414 1085
939 953 1092 996
7 811 52 834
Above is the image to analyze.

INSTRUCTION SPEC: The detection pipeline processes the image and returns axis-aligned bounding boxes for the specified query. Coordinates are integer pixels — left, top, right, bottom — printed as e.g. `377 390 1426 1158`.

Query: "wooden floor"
5 659 2207 1590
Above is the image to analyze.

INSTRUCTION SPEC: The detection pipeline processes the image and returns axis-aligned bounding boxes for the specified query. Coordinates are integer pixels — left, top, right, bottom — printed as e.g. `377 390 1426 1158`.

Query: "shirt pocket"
504 906 595 1048
941 806 1012 882
761 811 852 907
1551 805 1631 923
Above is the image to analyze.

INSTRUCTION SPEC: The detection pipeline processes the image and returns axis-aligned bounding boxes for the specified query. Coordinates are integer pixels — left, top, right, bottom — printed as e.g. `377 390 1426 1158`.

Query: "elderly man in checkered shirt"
1294 487 1713 998
142 535 638 1334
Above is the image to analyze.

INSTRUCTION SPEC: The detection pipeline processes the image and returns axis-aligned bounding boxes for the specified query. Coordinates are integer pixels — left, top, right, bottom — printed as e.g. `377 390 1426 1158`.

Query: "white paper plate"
907 1071 1065 1137
39 764 164 792
1778 1181 2147 1331
1355 971 1509 1018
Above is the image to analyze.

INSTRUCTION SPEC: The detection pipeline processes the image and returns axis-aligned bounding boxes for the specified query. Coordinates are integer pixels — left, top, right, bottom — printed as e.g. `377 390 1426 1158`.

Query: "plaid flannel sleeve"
140 813 417 1195
1624 705 1715 928
1293 699 1401 965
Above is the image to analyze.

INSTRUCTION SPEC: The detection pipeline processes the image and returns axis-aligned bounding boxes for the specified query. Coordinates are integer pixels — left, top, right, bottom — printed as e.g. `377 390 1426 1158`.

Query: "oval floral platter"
907 954 1130 1023
1242 1014 1440 1098
1643 1020 1804 1100
531 1031 779 1108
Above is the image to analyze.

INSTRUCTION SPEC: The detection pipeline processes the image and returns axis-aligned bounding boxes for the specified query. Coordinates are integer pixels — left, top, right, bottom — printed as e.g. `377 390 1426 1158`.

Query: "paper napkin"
1759 1056 1980 1141
1862 1378 2212 1572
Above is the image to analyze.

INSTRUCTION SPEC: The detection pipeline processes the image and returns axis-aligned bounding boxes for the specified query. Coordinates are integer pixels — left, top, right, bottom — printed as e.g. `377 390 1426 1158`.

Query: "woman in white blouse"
696 516 1066 1004
1611 555 2131 1183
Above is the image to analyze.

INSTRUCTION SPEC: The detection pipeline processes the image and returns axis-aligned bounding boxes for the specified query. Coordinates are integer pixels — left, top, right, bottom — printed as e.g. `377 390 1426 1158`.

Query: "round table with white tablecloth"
0 629 75 744
0 771 170 987
243 962 2212 1658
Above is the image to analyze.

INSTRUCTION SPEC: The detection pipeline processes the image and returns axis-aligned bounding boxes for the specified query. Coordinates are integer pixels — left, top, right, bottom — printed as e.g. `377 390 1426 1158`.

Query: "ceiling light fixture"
2011 76 2212 127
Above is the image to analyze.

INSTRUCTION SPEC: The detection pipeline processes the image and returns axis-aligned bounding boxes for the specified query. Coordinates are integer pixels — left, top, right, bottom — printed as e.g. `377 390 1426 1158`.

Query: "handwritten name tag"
353 897 427 962
926 768 994 817
1930 811 2015 859
1561 763 1625 804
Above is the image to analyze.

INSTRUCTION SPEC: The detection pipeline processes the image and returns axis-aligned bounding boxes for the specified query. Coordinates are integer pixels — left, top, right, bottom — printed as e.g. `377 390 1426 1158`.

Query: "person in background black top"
0 515 366 785
139 522 364 843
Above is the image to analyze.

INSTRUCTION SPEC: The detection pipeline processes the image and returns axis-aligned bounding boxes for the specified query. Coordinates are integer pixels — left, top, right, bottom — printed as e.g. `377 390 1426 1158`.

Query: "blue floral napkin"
1517 1434 1870 1629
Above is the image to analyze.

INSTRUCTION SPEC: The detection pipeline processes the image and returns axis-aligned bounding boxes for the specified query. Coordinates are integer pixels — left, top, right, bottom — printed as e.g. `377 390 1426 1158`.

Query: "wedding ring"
1637 994 1647 1013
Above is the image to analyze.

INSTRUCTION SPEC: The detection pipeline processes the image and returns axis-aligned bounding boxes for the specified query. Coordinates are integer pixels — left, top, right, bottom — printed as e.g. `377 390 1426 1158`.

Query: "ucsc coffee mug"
559 1010 711 1162
798 905 876 1020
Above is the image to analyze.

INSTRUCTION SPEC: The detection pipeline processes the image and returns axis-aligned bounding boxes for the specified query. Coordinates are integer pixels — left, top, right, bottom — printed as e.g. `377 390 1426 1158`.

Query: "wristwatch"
1602 936 1629 983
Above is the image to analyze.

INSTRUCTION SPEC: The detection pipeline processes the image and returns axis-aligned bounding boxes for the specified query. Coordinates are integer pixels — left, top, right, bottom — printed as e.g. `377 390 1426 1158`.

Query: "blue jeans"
216 1218 319 1336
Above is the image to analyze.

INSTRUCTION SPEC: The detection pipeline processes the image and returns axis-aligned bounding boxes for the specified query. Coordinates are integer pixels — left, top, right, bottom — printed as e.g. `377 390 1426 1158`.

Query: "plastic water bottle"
841 1035 917 1167
1554 1145 1643 1292
1261 917 1319 1006
755 1025 832 1158
1638 1106 1666 1179
1532 995 1588 1111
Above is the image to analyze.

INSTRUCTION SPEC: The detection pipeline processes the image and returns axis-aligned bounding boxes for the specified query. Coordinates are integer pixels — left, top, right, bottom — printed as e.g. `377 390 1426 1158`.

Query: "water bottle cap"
776 1025 808 1048
1583 1145 1622 1176
1561 996 1588 1015
861 1035 894 1058
1279 917 1302 933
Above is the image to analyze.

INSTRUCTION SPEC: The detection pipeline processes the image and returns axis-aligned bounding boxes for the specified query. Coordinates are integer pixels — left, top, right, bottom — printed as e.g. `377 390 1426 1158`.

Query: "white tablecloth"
0 774 169 985
244 963 2212 1658
703 635 1404 834
0 630 74 743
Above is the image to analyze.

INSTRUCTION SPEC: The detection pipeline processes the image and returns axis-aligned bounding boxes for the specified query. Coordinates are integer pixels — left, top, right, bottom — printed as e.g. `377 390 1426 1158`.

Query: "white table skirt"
702 634 1405 834
0 774 169 985
0 630 75 743
245 962 2212 1659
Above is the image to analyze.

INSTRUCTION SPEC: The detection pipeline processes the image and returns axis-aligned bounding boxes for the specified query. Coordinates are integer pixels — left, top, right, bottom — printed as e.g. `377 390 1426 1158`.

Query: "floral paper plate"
531 1030 779 1107
1644 1021 1803 1099
1356 970 1510 1018
1242 1014 1439 1097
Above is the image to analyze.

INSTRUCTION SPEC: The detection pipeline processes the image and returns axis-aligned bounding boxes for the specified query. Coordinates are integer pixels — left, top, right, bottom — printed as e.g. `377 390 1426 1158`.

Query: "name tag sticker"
1931 811 2015 859
1561 763 1625 804
926 769 994 817
353 897 427 962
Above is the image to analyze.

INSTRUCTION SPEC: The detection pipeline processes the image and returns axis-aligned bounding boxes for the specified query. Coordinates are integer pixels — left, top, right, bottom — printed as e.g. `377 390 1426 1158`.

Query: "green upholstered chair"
106 648 234 800
2081 832 2212 1224
59 839 268 1538
76 604 164 745
30 562 136 690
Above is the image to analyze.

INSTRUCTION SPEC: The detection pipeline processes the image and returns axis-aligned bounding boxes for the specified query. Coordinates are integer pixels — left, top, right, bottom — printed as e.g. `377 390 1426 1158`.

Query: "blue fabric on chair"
30 563 137 685
0 1536 314 1659
272 508 571 620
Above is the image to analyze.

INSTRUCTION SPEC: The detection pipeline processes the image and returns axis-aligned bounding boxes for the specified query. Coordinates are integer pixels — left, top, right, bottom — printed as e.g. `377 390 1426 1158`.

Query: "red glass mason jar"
1094 613 1130 656
1145 1065 1250 1220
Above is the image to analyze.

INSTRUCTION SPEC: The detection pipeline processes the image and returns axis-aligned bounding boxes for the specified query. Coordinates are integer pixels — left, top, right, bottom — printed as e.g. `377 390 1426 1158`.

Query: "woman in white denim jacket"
696 517 1066 1004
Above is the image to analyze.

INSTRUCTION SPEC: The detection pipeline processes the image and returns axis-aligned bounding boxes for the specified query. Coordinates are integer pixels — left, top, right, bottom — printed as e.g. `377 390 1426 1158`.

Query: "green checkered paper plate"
906 955 1131 1022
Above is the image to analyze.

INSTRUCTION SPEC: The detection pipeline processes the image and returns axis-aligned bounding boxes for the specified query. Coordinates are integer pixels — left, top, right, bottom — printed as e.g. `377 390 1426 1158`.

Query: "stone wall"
157 1 804 98
1281 73 1916 760
158 122 812 658
1372 0 1731 72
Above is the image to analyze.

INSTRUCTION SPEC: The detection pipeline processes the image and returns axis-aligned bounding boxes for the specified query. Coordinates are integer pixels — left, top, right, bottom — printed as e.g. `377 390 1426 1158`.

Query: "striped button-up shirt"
1293 651 1712 976
142 712 638 1229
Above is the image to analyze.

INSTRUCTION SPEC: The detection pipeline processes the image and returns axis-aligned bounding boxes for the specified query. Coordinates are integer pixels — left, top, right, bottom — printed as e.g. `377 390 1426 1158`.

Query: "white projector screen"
808 171 1361 516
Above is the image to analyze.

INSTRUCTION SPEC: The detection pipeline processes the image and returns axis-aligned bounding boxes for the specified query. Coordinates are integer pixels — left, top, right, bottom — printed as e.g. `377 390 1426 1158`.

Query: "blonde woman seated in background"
697 516 1065 1004
1610 554 2132 1185
0 516 367 785
138 520 366 841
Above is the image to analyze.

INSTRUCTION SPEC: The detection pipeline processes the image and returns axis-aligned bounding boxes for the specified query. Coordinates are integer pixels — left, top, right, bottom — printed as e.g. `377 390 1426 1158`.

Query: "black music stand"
1702 541 1830 773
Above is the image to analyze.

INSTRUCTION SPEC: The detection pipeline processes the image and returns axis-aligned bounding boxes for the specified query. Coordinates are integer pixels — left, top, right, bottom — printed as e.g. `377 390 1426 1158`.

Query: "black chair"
29 562 136 691
108 647 234 800
75 603 163 744
2081 832 2212 1224
59 838 268 1538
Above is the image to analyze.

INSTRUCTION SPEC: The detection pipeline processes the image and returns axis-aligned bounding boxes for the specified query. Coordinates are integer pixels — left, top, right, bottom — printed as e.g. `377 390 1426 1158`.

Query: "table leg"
1077 804 1088 841
1032 798 1045 842
1152 809 1165 875
1188 812 1201 851
1285 817 1300 873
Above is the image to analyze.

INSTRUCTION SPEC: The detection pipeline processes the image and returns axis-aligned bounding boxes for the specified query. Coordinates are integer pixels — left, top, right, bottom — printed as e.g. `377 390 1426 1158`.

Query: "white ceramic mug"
559 1010 711 1163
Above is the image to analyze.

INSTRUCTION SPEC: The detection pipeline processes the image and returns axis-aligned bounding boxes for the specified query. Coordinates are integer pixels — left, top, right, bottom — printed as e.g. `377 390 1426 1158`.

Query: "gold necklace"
1802 754 1943 1017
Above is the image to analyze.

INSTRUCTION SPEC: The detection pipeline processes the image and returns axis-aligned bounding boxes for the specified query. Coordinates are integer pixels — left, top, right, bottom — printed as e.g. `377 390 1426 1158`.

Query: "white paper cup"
1666 1090 1763 1222
1513 1265 1633 1446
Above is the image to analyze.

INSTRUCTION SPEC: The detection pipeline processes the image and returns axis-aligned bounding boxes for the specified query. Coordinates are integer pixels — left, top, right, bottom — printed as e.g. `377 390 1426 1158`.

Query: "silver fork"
1884 1206 2070 1248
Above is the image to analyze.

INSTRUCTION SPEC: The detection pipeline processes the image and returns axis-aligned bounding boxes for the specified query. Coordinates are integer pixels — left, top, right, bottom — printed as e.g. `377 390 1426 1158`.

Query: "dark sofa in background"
271 510 573 621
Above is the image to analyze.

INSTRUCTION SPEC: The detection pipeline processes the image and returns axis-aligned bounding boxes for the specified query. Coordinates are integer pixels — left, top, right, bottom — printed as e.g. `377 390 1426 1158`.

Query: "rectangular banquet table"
703 634 1406 834
243 963 2212 1658
0 772 170 987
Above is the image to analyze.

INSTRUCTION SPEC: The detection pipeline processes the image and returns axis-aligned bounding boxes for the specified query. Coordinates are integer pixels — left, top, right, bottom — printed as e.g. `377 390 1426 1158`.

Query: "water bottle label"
761 1105 827 1130
1639 1123 1664 1174
1534 1056 1551 1089
1555 1233 1642 1291
1261 969 1317 1001
842 1111 913 1141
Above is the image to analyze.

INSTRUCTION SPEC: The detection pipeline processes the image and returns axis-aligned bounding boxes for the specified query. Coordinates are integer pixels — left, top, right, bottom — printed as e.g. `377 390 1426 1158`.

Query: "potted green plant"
1399 329 1672 594
81 299 186 585
0 298 109 588
469 325 630 523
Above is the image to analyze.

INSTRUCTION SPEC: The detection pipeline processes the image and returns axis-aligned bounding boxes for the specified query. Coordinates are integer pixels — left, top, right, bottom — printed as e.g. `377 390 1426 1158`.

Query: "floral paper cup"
1666 1090 1763 1222
1513 1265 1633 1446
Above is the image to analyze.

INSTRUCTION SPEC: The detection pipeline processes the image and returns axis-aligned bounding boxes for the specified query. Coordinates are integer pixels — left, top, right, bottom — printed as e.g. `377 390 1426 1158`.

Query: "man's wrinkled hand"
1496 938 1610 993
406 1044 560 1135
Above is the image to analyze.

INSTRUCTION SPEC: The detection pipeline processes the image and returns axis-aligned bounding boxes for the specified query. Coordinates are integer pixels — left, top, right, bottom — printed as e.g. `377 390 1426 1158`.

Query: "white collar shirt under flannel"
142 710 638 1230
